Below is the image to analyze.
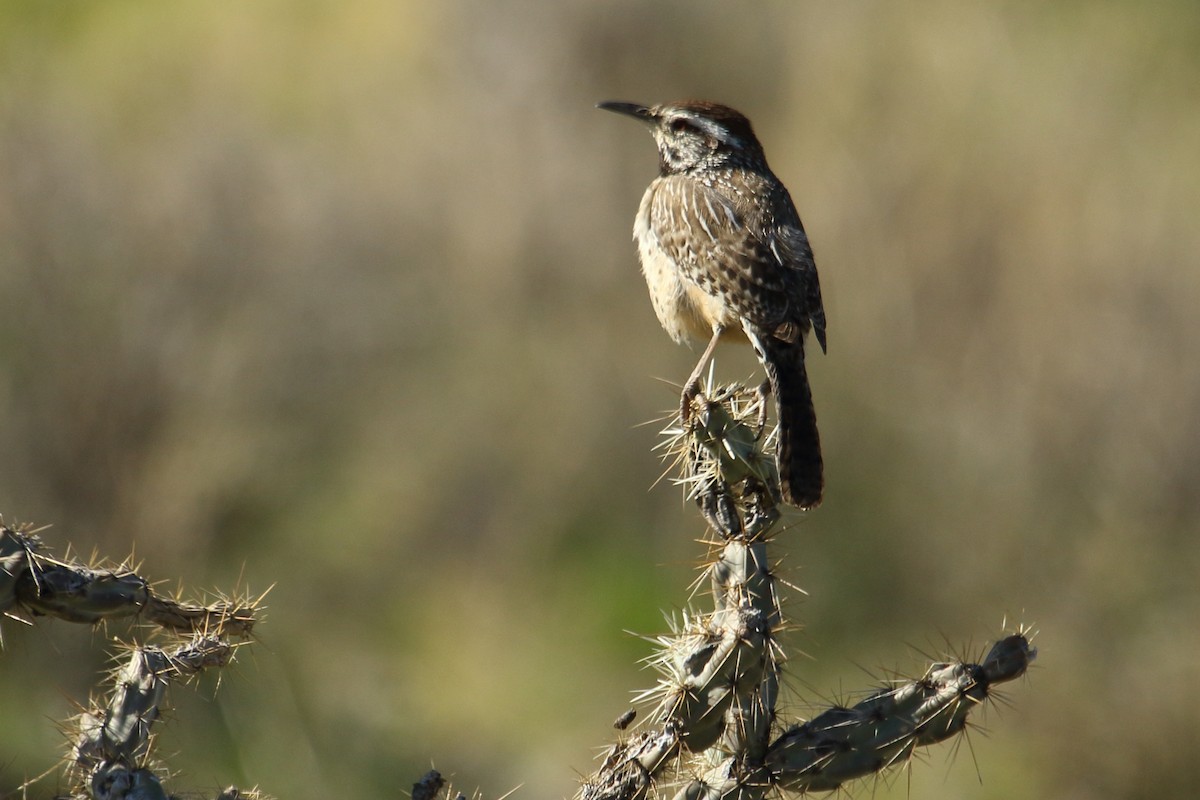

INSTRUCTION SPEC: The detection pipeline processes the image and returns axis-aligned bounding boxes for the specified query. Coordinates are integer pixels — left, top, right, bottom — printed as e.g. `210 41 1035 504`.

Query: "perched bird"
598 100 827 508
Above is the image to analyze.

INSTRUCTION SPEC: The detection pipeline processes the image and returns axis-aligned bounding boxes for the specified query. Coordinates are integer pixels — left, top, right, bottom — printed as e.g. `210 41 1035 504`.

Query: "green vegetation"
2 1 1198 797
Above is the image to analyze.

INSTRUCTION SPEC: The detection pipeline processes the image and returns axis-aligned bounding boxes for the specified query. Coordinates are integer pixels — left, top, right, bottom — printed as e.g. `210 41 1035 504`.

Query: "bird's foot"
680 380 705 426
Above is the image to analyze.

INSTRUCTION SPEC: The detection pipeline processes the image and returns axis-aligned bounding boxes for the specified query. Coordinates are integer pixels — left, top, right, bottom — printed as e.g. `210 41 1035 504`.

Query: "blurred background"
1 1 1198 797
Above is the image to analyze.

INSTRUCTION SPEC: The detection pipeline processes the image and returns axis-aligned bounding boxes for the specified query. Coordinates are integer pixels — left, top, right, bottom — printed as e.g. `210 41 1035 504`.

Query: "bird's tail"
753 332 823 509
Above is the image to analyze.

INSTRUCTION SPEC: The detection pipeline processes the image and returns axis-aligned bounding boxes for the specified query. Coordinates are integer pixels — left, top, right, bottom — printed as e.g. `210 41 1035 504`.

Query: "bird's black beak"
596 101 654 124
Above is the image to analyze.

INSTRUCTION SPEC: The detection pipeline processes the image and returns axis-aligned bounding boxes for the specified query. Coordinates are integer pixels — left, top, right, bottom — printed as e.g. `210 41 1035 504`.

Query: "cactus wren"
598 100 827 508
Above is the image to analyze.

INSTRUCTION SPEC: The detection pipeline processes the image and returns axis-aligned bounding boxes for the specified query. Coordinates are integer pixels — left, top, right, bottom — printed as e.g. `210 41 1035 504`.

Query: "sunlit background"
2 1 1198 798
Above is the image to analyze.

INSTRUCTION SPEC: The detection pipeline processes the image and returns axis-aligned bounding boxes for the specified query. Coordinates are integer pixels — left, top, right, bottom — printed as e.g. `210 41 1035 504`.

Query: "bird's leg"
682 326 724 424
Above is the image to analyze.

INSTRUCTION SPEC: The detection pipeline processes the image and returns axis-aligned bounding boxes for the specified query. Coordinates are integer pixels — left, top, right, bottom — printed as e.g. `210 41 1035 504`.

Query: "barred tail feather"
754 333 823 509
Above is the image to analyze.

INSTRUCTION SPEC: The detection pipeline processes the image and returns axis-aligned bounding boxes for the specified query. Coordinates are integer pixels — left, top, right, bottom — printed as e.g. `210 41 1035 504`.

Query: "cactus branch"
576 382 1035 800
1 521 265 799
72 636 236 772
1 523 259 639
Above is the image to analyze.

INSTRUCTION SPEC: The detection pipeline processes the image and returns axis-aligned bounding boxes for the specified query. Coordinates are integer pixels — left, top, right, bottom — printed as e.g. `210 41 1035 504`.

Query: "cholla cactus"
5 373 1034 800
0 522 264 800
0 524 257 636
577 384 1035 800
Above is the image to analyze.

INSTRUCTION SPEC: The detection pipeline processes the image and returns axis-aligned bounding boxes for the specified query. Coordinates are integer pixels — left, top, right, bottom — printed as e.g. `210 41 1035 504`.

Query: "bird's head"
597 100 765 176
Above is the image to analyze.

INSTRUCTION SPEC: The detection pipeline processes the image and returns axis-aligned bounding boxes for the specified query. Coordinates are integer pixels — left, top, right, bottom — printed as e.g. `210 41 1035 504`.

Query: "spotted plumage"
599 100 827 508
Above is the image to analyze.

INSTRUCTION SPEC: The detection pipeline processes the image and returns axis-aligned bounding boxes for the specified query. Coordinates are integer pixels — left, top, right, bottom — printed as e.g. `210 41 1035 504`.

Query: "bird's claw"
680 381 705 426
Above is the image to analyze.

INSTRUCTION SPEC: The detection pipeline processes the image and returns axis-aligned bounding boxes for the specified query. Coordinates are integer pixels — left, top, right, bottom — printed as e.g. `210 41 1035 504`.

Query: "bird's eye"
669 118 691 133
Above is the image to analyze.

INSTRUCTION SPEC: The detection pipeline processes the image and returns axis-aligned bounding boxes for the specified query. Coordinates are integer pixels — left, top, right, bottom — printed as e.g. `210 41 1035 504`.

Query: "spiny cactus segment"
1 523 258 639
573 384 1035 800
1 521 266 799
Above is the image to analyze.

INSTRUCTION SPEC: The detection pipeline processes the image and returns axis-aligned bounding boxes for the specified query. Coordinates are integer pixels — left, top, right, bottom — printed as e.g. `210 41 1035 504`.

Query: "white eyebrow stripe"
694 117 739 147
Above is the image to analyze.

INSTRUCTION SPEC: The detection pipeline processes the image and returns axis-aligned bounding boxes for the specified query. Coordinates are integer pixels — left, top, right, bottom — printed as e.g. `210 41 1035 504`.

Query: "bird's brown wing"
772 188 826 352
651 174 818 341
